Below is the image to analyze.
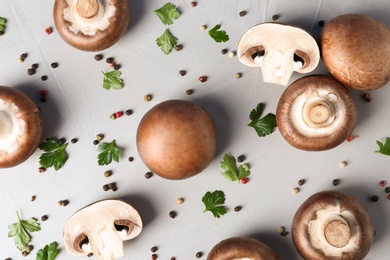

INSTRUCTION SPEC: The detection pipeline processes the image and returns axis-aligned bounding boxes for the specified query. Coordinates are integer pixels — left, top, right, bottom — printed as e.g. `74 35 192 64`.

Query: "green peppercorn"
0 17 7 25
104 170 112 178
96 134 104 141
25 245 33 253
144 94 152 102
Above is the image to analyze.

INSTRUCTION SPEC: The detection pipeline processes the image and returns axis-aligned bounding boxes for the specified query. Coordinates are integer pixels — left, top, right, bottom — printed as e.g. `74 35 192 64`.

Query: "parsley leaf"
102 70 123 90
248 103 277 137
8 211 41 251
36 241 60 260
202 190 227 218
154 2 180 25
375 137 390 155
220 154 250 182
156 29 178 55
39 137 68 171
208 24 229 43
97 139 120 166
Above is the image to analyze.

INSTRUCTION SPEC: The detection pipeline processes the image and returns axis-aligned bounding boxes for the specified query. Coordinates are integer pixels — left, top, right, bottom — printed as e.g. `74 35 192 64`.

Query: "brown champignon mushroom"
207 237 278 260
63 199 142 260
237 23 320 86
276 75 357 151
292 190 374 260
321 14 390 91
53 0 130 51
0 86 42 168
136 99 216 180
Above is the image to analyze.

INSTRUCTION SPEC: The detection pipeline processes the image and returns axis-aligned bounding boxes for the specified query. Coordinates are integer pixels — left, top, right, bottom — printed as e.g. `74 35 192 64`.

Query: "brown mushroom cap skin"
53 0 130 51
321 14 390 91
207 237 278 260
0 86 42 168
292 190 374 260
276 75 357 151
136 100 216 180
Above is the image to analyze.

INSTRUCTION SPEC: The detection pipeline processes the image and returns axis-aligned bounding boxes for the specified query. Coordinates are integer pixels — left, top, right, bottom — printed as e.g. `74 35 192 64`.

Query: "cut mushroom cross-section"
237 23 320 86
53 0 130 51
63 199 142 260
276 75 357 151
0 86 42 168
292 190 374 260
207 237 278 260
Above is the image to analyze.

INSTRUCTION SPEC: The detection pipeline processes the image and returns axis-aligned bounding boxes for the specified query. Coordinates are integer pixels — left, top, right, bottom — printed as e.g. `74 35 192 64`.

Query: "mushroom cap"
292 190 374 260
276 75 357 151
53 0 130 51
0 86 42 168
136 99 216 180
63 199 142 258
237 22 320 85
321 14 390 91
207 237 278 260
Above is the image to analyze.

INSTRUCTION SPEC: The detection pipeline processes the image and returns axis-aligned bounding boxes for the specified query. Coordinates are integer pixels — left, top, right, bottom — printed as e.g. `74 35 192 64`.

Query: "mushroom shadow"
15 83 63 138
247 231 301 260
190 96 234 158
337 185 388 244
118 193 157 228
127 0 146 32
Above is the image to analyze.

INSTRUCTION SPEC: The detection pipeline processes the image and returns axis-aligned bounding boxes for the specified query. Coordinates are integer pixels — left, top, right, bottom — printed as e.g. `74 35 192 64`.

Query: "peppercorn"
234 73 242 79
195 251 203 258
272 14 280 21
25 245 33 253
114 64 121 70
191 1 197 7
30 195 36 202
169 211 177 219
96 134 104 141
387 194 390 200
298 179 305 186
103 184 109 191
174 44 183 51
317 20 325 27
51 62 58 68
185 89 194 95
144 94 152 102
32 63 39 69
239 11 247 17
87 252 93 257
104 170 112 178
179 70 186 76
176 198 184 205
380 180 387 187
280 230 289 236
115 111 123 118
41 75 48 81
151 246 158 252
62 199 69 206
128 156 134 162
45 27 52 35
385 187 390 193
228 51 236 58
58 137 66 145
151 254 158 260
362 93 371 102
198 76 208 83
200 25 207 31
41 215 48 221
371 195 379 202
108 182 116 190
277 226 285 234
71 138 78 143
22 251 29 257
125 109 133 116
93 139 99 145
221 48 228 54
112 185 118 192
106 57 114 63
94 54 103 61
338 161 346 168
170 257 176 260
21 53 28 59
38 167 46 173
240 177 249 184
292 187 300 194
18 57 24 63
27 68 35 75
144 172 153 179
332 179 340 186
237 155 245 162
234 206 242 212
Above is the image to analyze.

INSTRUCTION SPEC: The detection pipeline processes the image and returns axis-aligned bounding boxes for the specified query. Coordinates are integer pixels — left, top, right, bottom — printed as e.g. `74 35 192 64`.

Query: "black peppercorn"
71 138 78 143
93 139 99 145
27 68 35 75
144 171 153 179
174 44 183 51
125 109 133 116
113 64 121 70
41 75 48 81
195 251 203 258
272 14 280 21
169 211 177 219
385 187 390 193
50 62 58 68
41 215 48 221
94 54 103 61
298 179 305 186
221 48 228 54
371 195 379 202
151 246 158 252
58 137 66 145
185 89 194 95
31 63 39 69
237 155 245 163
102 184 109 191
191 1 197 7
21 53 28 59
318 20 325 27
234 206 242 212
280 230 289 236
40 96 46 102
128 156 134 162
106 57 114 63
179 70 186 76
332 179 340 186
239 11 247 17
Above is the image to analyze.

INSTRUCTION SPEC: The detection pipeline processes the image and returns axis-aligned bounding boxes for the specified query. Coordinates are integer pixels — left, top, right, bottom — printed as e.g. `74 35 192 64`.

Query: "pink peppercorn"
380 180 387 187
240 178 249 184
115 111 123 118
40 90 48 97
45 27 52 35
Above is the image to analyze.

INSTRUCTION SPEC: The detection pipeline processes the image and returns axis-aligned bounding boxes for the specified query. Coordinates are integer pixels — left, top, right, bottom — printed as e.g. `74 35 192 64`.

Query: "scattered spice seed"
346 135 355 142
151 254 158 260
22 250 29 256
38 166 46 173
96 134 104 141
234 205 242 212
40 90 48 96
32 63 39 69
113 64 121 70
103 184 110 191
240 177 249 184
94 54 103 61
272 14 280 21
280 230 289 236
25 245 33 253
21 53 28 59
93 139 100 145
58 137 66 145
106 57 114 63
115 111 123 118
196 252 203 258
170 257 176 260
176 198 184 204
277 226 285 234
298 179 305 186
41 215 48 221
239 11 247 17
57 200 69 206
385 187 390 193
109 62 116 68
51 62 58 68
18 57 24 63
292 187 300 194
191 1 197 7
108 182 117 190
200 25 207 31
41 75 48 81
221 48 228 54
104 170 112 178
88 252 93 257
185 89 194 95
45 27 52 35
317 20 325 27
387 194 390 200
371 195 379 202
332 179 340 186
338 161 346 168
128 156 134 162
30 195 36 202
144 94 152 102
228 51 236 58
144 171 153 179
151 246 158 252
198 76 208 83
169 211 177 218
380 180 387 187
27 68 35 75
125 109 133 116
71 138 78 143
362 93 371 102
40 96 47 103
237 155 246 163
179 70 186 76
174 44 183 51
235 73 242 79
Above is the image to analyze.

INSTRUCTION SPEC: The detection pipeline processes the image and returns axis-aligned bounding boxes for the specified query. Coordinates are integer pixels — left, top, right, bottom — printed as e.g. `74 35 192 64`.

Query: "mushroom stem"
303 100 334 128
76 0 99 18
324 219 351 248
0 111 13 141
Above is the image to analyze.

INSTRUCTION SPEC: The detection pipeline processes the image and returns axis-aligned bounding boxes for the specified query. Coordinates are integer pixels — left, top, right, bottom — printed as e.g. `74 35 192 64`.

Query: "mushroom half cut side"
63 199 143 260
207 237 278 260
0 86 42 168
136 99 217 180
321 14 390 91
276 75 357 151
53 0 130 51
292 190 374 260
237 23 320 86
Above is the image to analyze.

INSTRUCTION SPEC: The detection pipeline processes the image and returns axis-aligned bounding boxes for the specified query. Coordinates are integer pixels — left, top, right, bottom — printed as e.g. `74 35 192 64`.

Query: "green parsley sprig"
154 2 180 25
102 70 123 90
376 137 390 155
97 139 120 165
39 137 68 171
8 211 41 251
36 241 60 260
208 24 229 43
220 154 250 182
156 29 178 55
202 190 227 218
248 103 277 137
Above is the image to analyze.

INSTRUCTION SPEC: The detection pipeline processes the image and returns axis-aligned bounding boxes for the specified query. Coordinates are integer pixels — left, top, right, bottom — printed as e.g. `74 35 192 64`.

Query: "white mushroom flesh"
63 0 116 36
0 100 26 153
308 204 359 257
89 224 125 260
290 90 345 137
80 229 128 254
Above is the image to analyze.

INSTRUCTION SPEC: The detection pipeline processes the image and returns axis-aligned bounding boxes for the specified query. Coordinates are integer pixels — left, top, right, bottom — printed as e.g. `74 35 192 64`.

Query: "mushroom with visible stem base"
292 190 374 260
0 86 42 168
63 199 142 260
276 75 357 151
237 23 320 86
53 0 130 51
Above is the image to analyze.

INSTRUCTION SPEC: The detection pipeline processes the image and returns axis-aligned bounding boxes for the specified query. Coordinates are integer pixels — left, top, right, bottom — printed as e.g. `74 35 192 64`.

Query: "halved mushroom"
321 14 390 91
207 237 278 260
136 100 216 180
237 23 320 86
0 86 42 168
53 0 130 51
276 75 357 151
63 199 142 260
292 190 374 260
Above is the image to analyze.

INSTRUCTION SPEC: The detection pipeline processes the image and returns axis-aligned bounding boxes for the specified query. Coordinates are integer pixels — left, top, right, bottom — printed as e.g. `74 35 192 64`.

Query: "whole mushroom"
237 23 320 86
207 237 278 260
63 199 142 260
292 190 374 260
0 86 42 168
321 14 390 90
53 0 130 51
136 99 216 180
276 75 357 151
